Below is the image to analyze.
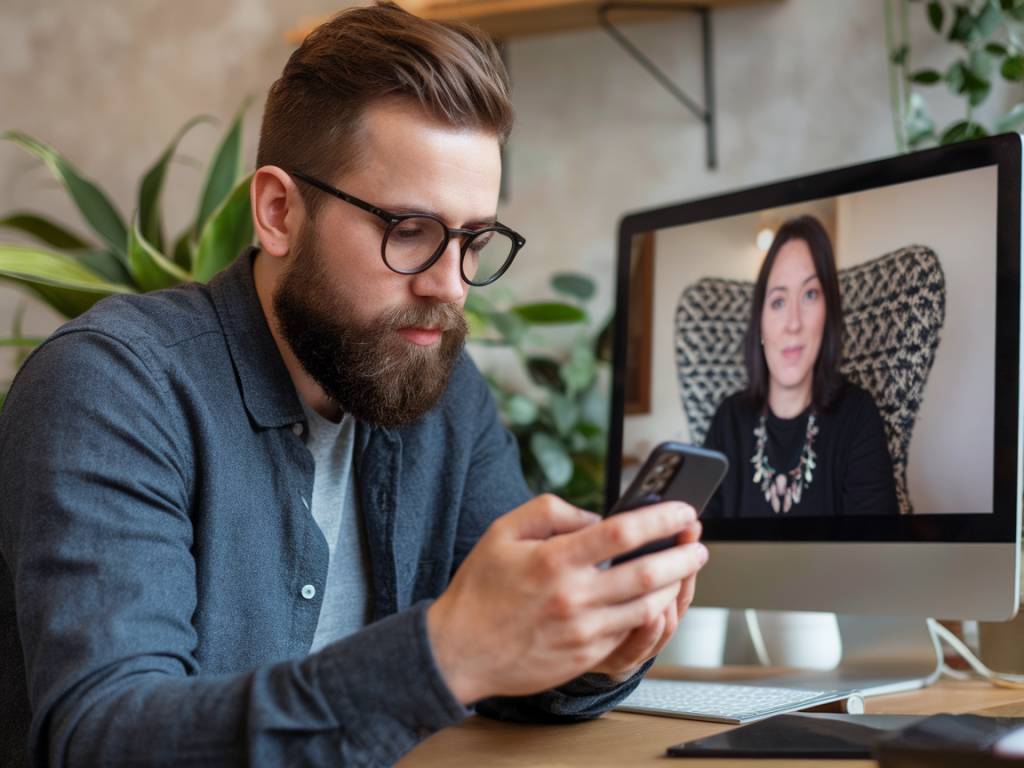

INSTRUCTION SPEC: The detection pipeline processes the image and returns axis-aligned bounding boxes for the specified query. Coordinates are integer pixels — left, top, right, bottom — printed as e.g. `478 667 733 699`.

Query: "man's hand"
588 520 704 681
426 495 708 704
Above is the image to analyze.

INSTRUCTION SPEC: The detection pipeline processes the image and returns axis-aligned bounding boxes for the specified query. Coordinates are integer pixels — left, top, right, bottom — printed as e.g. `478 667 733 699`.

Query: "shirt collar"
209 247 305 429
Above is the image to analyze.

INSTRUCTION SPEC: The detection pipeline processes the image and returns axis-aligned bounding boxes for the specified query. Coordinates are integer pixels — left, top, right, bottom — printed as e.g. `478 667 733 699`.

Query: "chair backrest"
673 245 946 514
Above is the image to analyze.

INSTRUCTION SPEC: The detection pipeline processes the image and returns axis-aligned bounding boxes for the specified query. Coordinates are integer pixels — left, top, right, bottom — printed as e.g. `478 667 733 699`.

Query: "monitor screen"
608 135 1022 545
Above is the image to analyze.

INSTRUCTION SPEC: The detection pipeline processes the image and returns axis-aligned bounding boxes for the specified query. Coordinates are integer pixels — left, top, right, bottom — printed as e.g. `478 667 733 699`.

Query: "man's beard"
272 226 468 428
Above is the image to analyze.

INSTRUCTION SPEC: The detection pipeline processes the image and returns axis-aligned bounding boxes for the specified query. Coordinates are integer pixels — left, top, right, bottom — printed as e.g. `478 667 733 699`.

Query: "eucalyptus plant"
466 273 613 511
0 100 255 326
886 0 1024 151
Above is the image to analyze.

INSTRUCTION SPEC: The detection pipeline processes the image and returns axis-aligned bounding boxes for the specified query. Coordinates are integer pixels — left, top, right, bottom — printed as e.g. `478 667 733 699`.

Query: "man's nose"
410 238 466 304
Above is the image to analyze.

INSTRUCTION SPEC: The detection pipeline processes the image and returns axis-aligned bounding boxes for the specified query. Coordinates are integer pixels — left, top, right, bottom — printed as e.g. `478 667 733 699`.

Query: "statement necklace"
751 410 818 514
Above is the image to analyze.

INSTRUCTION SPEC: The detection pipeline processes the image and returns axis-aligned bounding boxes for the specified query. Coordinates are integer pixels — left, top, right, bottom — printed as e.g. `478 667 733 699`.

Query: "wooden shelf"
286 0 772 42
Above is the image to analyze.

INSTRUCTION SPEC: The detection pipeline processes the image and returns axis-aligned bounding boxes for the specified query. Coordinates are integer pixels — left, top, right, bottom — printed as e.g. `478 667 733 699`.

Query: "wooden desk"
399 669 1024 767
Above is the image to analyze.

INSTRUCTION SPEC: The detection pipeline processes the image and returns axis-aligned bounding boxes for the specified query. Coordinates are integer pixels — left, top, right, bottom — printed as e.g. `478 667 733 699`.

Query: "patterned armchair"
673 246 946 514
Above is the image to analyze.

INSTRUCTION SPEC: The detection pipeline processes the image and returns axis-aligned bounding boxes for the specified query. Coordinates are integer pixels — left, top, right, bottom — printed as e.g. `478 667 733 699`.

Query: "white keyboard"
615 679 861 724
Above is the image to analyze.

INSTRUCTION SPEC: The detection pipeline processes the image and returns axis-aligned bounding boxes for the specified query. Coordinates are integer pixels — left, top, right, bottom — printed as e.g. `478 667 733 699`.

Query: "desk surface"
399 668 1024 767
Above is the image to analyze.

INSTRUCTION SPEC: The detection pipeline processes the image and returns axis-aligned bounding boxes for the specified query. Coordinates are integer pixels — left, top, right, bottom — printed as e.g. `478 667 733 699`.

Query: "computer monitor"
607 134 1023 691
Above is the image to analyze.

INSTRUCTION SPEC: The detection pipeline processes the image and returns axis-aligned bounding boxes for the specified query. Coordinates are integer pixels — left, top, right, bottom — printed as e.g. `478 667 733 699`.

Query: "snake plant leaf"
192 174 254 283
171 229 195 271
0 244 134 318
0 212 91 250
194 97 252 241
138 115 214 254
1 131 128 261
72 248 133 286
0 337 46 347
128 213 191 292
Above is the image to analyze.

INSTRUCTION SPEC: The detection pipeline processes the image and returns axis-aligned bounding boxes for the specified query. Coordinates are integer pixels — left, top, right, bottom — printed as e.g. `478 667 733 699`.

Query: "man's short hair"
257 1 514 220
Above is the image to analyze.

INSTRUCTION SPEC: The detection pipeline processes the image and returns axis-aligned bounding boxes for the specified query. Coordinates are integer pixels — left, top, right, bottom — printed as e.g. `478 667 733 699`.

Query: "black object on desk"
666 714 924 759
667 713 1024 763
875 714 1024 766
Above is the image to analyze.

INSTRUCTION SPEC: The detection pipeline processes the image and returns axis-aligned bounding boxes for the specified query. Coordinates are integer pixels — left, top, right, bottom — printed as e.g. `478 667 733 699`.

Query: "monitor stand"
761 614 943 697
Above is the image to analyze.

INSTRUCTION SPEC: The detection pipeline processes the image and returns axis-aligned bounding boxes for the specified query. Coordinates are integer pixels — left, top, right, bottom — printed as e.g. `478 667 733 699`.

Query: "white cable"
745 609 773 667
927 618 1024 690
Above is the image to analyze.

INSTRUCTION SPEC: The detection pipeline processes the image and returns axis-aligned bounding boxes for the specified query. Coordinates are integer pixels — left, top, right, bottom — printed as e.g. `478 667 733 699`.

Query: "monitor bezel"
607 133 1022 543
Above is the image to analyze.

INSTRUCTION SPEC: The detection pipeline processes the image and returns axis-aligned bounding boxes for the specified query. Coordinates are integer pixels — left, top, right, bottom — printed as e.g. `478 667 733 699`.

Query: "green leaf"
986 41 1009 55
580 385 609 431
138 115 213 254
0 337 45 347
504 394 539 426
971 48 995 78
945 59 989 99
0 244 134 317
526 356 564 392
465 307 489 338
927 0 945 32
510 302 586 324
946 60 967 92
976 0 1004 38
192 174 254 283
2 131 128 260
560 344 596 395
492 311 527 344
996 103 1024 131
939 120 989 144
1002 54 1024 79
128 212 191 292
947 5 972 42
891 44 909 66
72 248 133 286
171 229 195 271
530 432 573 488
551 272 596 301
464 289 496 316
911 69 943 84
0 212 90 250
550 392 579 436
194 97 253 240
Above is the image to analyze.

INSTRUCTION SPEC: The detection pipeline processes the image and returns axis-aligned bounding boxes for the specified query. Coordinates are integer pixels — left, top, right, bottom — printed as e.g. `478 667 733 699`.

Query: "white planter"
656 607 730 667
755 610 842 670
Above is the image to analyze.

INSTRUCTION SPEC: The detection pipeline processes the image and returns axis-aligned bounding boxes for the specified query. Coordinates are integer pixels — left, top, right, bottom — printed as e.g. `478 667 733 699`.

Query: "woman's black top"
702 380 899 518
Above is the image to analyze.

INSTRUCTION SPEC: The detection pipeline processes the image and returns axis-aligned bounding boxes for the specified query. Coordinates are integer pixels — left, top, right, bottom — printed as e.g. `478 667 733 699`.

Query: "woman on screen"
702 215 899 517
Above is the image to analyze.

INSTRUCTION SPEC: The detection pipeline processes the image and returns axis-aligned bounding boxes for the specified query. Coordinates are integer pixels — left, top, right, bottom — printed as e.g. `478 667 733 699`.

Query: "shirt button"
301 584 316 600
292 422 304 437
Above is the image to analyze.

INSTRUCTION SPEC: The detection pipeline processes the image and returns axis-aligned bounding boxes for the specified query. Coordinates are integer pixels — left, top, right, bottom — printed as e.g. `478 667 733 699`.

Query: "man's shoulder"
47 282 221 354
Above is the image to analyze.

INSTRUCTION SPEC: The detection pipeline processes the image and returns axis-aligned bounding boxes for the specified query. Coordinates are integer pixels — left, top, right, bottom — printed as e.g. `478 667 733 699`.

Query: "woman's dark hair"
743 215 845 411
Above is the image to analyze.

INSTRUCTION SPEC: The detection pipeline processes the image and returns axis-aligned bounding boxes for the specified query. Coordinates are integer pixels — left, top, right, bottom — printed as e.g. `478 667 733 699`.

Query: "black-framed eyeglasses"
290 170 525 287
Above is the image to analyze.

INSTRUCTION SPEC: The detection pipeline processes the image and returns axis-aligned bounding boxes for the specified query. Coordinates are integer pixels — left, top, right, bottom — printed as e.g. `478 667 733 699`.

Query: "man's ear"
251 166 304 259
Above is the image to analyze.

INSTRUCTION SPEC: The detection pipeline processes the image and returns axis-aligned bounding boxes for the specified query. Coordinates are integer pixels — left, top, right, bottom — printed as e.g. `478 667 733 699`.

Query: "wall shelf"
285 0 778 171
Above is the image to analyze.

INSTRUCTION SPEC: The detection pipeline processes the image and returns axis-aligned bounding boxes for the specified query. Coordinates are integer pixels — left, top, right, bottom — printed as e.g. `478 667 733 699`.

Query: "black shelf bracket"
597 3 717 169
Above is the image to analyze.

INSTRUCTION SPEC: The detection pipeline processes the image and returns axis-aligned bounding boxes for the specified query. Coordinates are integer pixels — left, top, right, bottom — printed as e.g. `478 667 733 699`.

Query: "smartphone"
606 441 728 566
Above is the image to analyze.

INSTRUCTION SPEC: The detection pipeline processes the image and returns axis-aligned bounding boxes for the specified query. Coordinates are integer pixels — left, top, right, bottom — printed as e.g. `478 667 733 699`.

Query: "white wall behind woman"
836 166 998 515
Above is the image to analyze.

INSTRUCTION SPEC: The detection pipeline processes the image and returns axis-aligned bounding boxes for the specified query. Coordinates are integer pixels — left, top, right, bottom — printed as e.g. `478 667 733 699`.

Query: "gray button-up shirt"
0 250 642 767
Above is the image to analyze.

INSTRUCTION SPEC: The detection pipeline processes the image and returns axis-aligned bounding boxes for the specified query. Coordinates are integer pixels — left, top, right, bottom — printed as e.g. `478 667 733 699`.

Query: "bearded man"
0 4 707 766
